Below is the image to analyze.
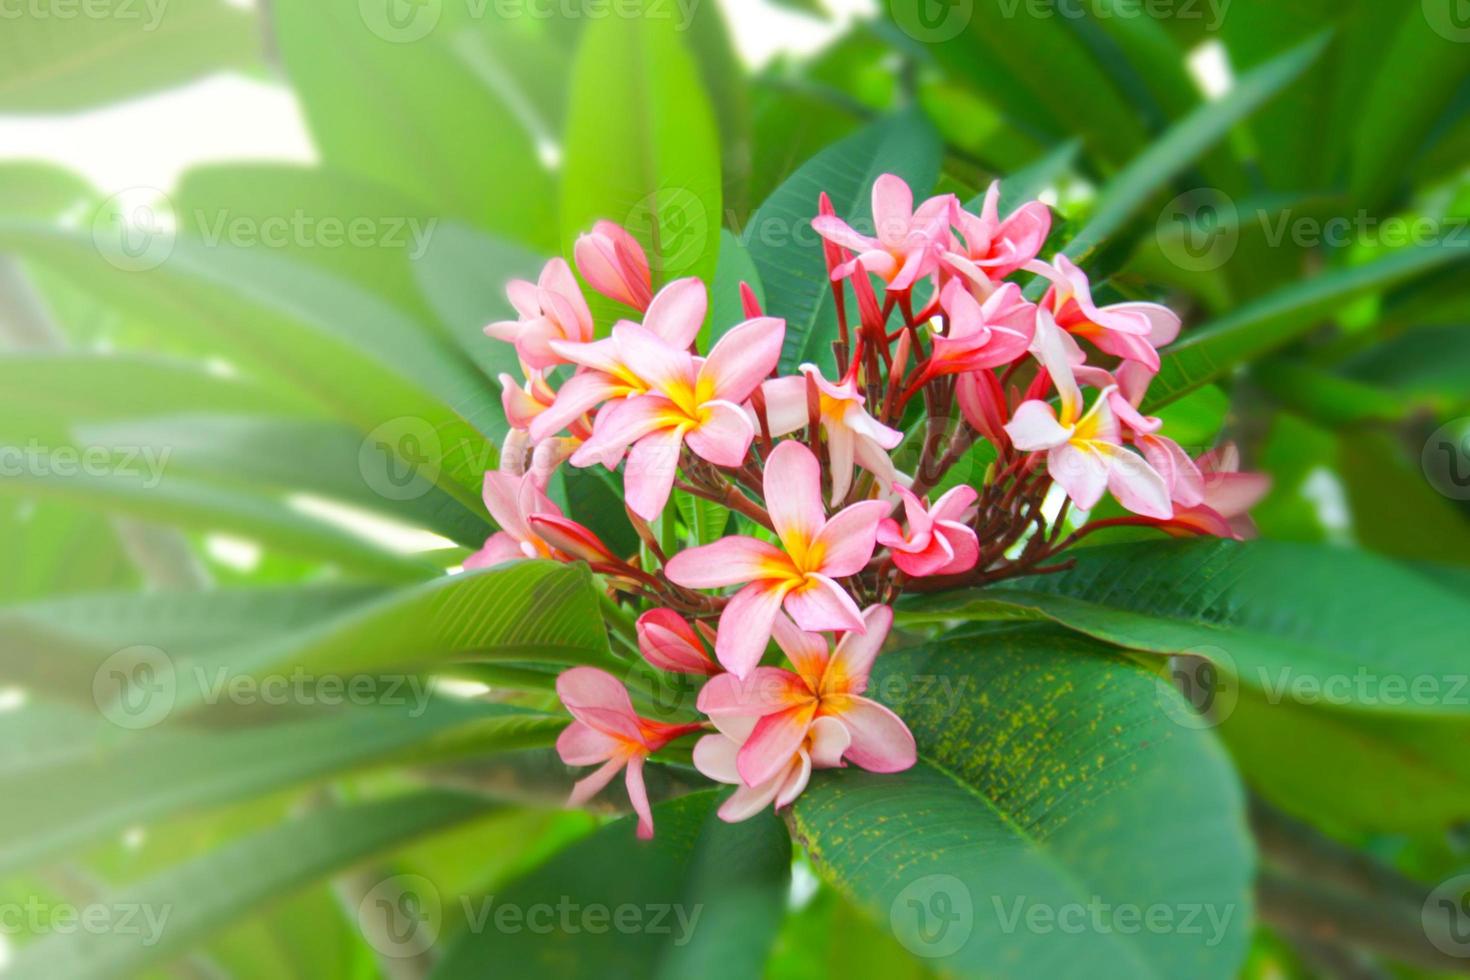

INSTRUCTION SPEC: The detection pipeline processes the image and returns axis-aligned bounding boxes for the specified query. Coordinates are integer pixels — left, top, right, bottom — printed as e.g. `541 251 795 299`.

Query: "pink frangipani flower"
759 366 904 504
812 174 956 291
484 258 594 370
877 484 981 577
1164 444 1270 540
1035 255 1180 372
636 609 719 675
566 314 785 519
942 180 1052 288
529 278 708 445
1109 362 1205 508
464 470 616 570
693 716 850 823
574 220 653 312
664 441 888 677
697 606 916 787
555 667 702 839
917 280 1036 384
1004 312 1173 518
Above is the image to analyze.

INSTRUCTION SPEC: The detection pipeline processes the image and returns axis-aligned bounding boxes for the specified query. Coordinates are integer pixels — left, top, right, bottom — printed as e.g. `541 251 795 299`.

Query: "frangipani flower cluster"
475 175 1268 837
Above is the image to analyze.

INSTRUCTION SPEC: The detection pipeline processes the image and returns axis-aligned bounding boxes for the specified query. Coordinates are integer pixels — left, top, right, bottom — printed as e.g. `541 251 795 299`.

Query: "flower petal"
625 755 655 839
738 702 817 787
807 715 852 769
684 399 754 468
824 604 893 694
764 440 826 553
715 581 789 677
567 755 627 807
811 499 887 577
783 573 864 633
692 732 742 785
699 317 784 403
665 536 788 589
1005 400 1073 451
556 720 620 766
825 695 916 773
642 277 706 349
623 425 686 520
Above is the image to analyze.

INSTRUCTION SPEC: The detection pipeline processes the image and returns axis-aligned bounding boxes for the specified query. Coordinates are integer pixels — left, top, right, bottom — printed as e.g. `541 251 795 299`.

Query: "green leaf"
1337 431 1470 566
0 698 553 877
1218 688 1470 834
749 110 941 374
1338 324 1470 413
0 221 501 504
0 460 436 582
174 163 444 325
560 5 723 295
432 792 790 980
1349 2 1470 206
901 539 1470 718
76 414 493 549
272 0 555 246
1146 242 1470 411
0 351 326 447
792 624 1252 980
0 0 259 111
8 790 496 979
706 228 764 350
1052 32 1330 270
0 162 93 218
0 560 612 709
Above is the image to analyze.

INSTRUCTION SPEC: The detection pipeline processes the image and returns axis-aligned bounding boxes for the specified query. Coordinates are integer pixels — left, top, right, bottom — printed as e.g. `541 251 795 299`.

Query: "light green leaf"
0 0 259 111
0 221 501 504
8 790 496 980
272 0 555 246
792 624 1252 980
705 228 764 350
901 539 1470 718
561 5 723 297
0 698 553 877
432 792 790 980
749 110 941 374
1147 242 1470 410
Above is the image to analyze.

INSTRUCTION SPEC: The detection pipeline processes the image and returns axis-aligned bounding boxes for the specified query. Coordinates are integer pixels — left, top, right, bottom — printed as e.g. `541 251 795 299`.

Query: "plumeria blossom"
484 258 594 370
472 199 1266 839
1164 444 1270 540
528 278 708 445
694 716 850 823
1035 255 1180 373
567 314 785 519
574 220 652 311
464 469 618 570
665 441 888 677
636 609 719 675
877 484 981 577
813 173 956 290
554 668 702 839
916 280 1036 384
697 606 916 789
1005 312 1173 518
942 180 1052 289
1109 362 1205 508
759 366 904 504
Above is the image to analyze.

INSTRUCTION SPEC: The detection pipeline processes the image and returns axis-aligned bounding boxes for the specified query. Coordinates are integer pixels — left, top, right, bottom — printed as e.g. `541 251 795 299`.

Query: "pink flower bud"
635 609 719 676
574 221 653 311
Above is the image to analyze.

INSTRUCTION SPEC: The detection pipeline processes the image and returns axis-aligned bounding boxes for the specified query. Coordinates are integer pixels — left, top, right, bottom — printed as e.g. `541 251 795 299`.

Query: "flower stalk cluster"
476 175 1268 836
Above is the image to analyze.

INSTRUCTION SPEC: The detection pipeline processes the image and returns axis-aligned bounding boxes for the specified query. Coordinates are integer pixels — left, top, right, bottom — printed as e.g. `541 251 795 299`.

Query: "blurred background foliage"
2 0 1470 977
